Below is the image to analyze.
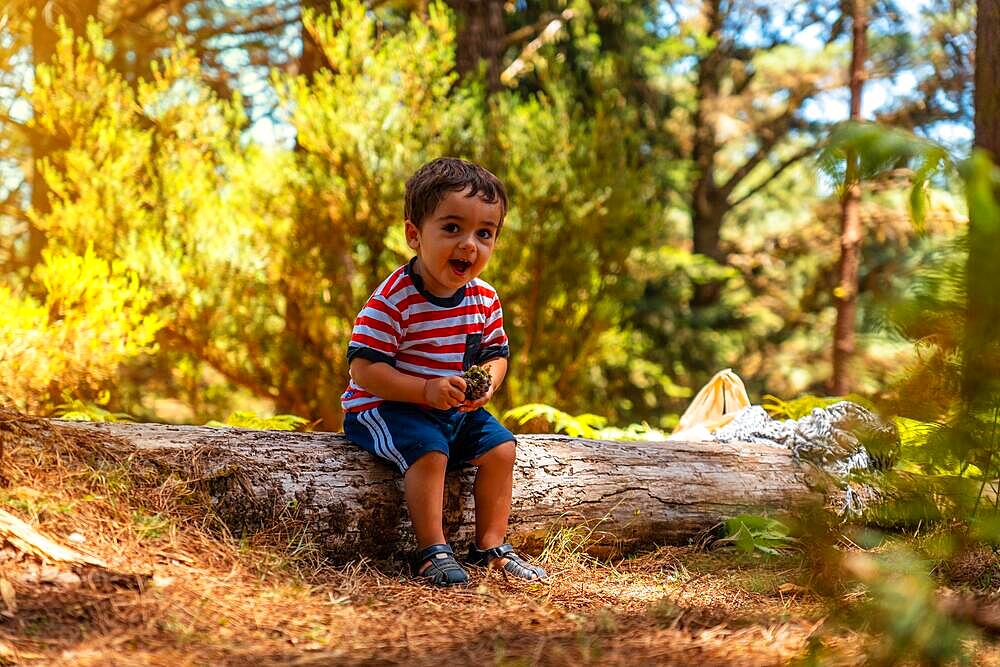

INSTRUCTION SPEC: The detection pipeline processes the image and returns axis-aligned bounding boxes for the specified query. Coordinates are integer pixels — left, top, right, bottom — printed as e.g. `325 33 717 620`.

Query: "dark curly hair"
404 157 508 231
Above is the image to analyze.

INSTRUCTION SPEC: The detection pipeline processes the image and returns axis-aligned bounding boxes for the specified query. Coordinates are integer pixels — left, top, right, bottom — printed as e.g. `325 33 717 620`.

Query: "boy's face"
405 187 502 298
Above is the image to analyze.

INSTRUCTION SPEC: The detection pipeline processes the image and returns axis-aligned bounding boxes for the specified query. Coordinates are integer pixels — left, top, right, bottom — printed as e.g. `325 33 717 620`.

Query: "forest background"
0 0 982 434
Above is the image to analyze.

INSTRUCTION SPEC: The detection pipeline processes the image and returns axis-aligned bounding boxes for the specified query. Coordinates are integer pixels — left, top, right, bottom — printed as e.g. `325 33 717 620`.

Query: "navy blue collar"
405 257 467 307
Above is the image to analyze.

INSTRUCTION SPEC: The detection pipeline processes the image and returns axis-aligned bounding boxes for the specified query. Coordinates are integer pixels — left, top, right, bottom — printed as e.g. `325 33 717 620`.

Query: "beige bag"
668 369 751 441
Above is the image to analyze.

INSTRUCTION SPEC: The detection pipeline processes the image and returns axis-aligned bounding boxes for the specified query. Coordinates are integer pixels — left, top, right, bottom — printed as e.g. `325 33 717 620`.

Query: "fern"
761 393 874 420
502 403 606 438
205 411 310 431
52 391 133 423
714 515 798 556
502 403 668 441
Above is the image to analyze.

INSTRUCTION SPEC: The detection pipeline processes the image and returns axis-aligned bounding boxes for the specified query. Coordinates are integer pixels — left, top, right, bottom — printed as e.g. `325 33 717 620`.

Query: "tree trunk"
298 0 331 80
690 198 727 307
41 421 819 561
976 0 1000 153
831 0 868 396
27 0 100 268
689 0 727 309
964 0 1000 404
446 0 506 92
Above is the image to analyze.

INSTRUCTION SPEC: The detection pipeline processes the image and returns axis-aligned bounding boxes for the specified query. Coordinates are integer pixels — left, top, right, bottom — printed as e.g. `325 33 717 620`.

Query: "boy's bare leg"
470 441 516 562
404 451 448 573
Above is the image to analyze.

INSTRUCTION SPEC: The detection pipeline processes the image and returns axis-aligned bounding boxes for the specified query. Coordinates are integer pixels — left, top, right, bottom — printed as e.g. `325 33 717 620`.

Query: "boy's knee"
474 440 516 467
408 450 448 471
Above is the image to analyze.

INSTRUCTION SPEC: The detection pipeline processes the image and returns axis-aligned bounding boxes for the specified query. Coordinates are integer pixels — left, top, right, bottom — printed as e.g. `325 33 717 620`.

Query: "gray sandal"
413 544 469 586
467 543 548 581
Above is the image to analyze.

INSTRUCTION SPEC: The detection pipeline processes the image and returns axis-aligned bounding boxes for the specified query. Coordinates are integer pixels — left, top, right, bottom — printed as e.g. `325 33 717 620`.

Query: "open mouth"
449 259 472 275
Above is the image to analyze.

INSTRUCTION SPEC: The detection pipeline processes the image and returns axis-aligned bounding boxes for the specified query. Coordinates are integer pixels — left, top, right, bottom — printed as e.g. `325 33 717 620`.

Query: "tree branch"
106 0 175 36
504 9 575 48
719 103 810 199
188 9 300 45
730 65 758 97
2 114 47 145
730 144 817 209
500 10 576 86
214 16 299 38
164 328 279 401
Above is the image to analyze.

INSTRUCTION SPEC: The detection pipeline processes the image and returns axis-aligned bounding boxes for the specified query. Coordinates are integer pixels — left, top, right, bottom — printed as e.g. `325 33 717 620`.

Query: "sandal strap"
417 543 456 561
482 543 515 561
468 543 547 581
414 543 468 586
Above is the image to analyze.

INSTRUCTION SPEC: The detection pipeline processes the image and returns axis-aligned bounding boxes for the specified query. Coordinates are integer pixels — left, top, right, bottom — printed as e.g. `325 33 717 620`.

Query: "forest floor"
2 417 1000 666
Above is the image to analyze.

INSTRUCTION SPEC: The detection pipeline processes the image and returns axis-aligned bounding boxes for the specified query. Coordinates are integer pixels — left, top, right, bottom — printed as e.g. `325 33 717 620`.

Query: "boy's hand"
423 376 467 409
459 384 494 413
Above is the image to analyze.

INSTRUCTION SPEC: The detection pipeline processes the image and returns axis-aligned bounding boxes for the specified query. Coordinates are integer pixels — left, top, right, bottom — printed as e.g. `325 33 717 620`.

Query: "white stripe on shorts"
369 407 408 471
358 409 408 472
357 410 389 465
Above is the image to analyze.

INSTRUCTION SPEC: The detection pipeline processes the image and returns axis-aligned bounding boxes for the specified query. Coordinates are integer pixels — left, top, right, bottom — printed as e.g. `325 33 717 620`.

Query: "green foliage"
502 403 610 439
502 403 668 441
0 246 161 413
761 394 845 420
205 412 310 432
761 393 877 420
843 545 972 665
864 145 1000 527
488 79 671 420
53 391 134 423
131 510 170 540
713 515 798 557
819 122 953 229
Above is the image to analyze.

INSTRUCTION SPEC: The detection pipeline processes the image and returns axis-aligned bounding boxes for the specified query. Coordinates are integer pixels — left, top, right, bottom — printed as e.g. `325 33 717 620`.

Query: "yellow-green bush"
0 247 161 412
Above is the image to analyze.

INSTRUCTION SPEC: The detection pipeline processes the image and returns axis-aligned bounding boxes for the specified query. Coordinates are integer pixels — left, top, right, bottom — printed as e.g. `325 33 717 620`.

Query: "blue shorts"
343 401 516 474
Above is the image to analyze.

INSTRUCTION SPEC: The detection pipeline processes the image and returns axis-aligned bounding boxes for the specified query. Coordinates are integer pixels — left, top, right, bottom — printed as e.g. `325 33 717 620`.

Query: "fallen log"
26 420 823 561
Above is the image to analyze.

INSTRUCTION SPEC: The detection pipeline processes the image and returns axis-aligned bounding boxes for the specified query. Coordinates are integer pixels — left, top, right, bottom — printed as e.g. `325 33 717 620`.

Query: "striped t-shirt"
341 258 510 413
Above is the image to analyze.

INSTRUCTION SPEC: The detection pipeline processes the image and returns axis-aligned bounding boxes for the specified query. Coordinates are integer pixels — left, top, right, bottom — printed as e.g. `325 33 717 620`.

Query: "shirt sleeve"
477 295 510 364
346 295 403 366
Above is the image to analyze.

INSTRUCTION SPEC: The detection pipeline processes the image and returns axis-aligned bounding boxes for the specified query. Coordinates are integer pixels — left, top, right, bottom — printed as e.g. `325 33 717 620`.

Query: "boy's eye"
477 229 494 240
442 223 460 233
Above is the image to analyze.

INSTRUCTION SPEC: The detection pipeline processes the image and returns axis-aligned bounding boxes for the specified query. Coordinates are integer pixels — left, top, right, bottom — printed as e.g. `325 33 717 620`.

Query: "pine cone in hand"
463 365 491 401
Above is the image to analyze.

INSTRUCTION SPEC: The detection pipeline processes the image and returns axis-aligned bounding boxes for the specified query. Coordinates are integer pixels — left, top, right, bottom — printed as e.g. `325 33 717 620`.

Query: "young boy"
341 157 547 586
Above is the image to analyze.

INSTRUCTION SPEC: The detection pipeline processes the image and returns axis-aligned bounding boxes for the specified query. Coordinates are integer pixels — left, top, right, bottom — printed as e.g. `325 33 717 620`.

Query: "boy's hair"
404 157 508 230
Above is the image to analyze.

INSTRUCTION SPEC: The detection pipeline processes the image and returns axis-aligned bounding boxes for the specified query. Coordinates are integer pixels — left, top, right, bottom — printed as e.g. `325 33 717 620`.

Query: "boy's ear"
404 220 420 249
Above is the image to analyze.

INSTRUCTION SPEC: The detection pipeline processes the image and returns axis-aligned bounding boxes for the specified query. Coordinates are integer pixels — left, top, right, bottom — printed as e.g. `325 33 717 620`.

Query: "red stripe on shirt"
364 298 403 325
354 315 399 338
407 341 468 354
396 353 464 370
376 267 408 299
404 323 482 341
349 333 397 354
405 305 488 325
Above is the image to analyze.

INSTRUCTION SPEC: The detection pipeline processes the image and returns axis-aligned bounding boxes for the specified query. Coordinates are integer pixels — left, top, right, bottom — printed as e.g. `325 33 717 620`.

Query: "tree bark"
45 421 820 561
298 0 331 80
689 0 726 309
446 0 506 92
975 0 1000 152
963 0 1000 404
831 0 868 395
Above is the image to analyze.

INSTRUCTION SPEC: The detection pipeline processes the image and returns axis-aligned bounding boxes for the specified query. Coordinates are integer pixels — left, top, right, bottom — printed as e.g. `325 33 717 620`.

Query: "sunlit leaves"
0 247 161 412
819 121 953 228
501 402 668 441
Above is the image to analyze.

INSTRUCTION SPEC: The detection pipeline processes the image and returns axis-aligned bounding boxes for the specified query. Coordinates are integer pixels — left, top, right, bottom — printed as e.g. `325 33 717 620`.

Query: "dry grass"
0 410 991 666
